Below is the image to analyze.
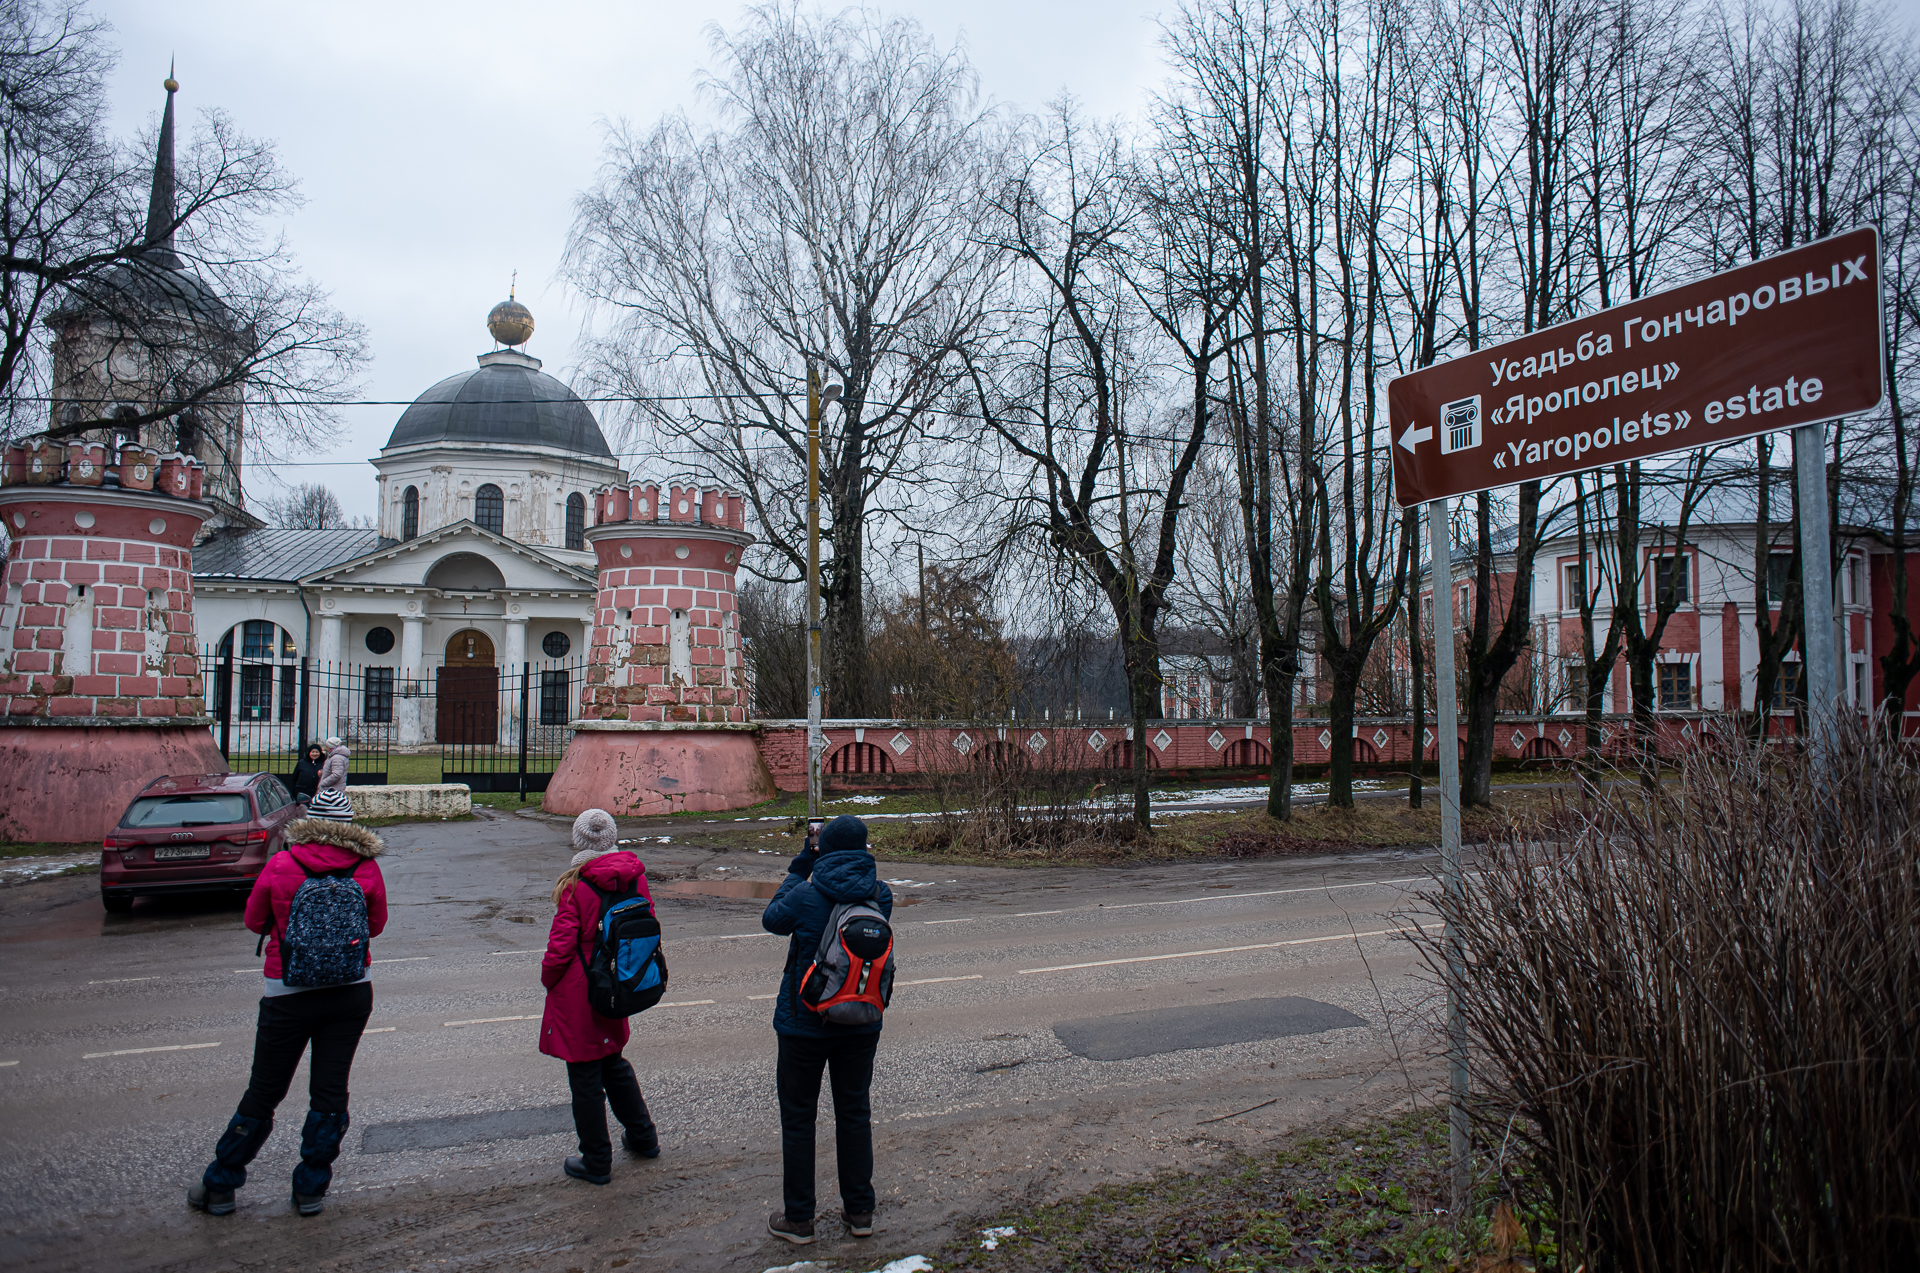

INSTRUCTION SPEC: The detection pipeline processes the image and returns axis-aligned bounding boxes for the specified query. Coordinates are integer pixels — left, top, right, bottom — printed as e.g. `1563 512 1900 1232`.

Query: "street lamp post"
806 368 842 826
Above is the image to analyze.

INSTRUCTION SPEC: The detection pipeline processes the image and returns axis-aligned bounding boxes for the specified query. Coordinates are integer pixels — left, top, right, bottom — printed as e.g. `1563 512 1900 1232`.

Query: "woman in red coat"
541 808 662 1184
188 808 387 1218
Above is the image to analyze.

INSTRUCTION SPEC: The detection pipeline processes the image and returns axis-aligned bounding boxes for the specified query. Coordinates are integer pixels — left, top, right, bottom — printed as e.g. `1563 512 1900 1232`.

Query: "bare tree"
256 481 369 530
564 3 1004 716
2 1 366 498
965 106 1223 824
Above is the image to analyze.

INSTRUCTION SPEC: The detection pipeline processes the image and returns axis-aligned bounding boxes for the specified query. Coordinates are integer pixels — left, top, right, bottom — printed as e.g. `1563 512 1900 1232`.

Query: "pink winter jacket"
244 819 389 979
540 851 653 1062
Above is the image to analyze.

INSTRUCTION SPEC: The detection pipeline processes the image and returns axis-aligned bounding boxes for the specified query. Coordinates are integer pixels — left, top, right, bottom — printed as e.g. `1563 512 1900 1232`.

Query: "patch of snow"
884 879 936 888
868 1260 934 1273
763 1263 826 1273
979 1225 1017 1249
0 854 95 884
1148 780 1386 806
830 795 887 805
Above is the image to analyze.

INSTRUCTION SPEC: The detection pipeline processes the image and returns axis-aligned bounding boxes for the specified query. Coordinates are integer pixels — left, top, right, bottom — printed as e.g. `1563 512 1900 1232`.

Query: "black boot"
290 1110 349 1216
621 1103 661 1158
192 1112 273 1214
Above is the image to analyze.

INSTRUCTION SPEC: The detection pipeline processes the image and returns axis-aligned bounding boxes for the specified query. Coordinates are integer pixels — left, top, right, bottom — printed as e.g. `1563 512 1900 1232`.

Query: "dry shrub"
1417 722 1920 1270
913 730 1133 859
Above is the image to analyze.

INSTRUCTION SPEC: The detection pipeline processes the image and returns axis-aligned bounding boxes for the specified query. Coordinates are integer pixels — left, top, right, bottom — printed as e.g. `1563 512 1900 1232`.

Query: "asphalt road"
0 809 1452 1273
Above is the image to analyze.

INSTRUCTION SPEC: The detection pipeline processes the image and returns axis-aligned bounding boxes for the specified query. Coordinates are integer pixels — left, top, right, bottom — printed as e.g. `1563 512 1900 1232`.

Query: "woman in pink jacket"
541 808 662 1184
188 805 387 1218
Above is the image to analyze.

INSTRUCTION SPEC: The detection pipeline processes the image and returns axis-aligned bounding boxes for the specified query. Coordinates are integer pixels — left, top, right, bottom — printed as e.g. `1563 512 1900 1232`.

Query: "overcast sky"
89 0 1174 520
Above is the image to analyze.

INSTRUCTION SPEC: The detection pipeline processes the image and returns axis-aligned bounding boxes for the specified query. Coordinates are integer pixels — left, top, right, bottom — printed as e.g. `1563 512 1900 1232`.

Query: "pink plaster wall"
544 728 776 817
0 724 227 843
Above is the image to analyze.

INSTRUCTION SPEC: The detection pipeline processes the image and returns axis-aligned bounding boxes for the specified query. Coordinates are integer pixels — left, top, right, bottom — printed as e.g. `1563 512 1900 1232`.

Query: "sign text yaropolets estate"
1389 226 1885 506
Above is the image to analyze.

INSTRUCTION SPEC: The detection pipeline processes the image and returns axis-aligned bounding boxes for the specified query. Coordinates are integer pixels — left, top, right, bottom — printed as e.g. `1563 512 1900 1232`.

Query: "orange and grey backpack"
799 896 894 1025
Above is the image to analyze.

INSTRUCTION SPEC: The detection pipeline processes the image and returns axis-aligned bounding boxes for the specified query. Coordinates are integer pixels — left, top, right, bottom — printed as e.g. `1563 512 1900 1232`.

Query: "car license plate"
155 844 211 860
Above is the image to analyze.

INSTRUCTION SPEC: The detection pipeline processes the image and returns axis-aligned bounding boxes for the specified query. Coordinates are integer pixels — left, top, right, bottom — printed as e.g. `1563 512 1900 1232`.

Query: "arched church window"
475 483 504 535
565 492 585 550
213 620 299 723
402 486 419 541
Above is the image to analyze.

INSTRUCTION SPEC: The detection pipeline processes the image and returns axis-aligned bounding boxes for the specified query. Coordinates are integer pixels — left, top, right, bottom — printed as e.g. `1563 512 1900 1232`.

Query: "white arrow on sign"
1398 422 1432 454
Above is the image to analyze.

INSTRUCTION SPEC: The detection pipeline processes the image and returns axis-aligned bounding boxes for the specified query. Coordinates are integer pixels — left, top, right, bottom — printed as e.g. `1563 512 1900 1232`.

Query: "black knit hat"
817 814 869 855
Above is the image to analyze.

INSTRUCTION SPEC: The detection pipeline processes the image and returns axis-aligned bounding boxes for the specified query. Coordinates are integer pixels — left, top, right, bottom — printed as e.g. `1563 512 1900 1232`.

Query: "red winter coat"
540 851 653 1062
245 819 389 979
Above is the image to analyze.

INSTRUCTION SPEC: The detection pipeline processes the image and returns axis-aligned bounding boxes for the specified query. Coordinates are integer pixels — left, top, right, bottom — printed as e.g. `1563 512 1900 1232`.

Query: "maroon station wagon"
100 773 303 913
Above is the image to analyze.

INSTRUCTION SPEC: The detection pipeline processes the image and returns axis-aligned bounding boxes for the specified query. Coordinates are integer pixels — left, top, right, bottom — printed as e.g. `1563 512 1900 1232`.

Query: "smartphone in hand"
806 819 823 854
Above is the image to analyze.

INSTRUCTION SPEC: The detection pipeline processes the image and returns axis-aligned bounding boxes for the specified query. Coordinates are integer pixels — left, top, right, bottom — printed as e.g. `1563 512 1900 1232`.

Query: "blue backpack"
280 863 371 987
580 881 668 1017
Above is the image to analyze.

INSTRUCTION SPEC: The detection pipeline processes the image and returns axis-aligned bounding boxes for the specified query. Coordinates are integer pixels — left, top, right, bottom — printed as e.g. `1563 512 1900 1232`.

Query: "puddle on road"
654 879 784 900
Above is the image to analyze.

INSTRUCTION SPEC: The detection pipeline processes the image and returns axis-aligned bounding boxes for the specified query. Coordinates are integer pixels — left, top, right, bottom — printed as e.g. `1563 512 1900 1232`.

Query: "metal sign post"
1794 423 1840 765
1428 497 1469 1214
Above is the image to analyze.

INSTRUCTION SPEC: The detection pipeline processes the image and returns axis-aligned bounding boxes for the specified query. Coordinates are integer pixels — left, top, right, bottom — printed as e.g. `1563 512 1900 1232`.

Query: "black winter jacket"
761 849 894 1038
289 755 323 802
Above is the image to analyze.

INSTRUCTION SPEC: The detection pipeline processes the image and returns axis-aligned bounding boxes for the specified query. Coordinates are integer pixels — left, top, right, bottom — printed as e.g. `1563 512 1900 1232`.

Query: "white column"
316 612 345 739
398 615 425 747
503 614 528 747
317 613 343 666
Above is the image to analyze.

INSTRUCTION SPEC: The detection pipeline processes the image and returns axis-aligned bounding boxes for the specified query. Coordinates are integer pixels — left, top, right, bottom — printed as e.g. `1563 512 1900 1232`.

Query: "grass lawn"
933 1107 1552 1271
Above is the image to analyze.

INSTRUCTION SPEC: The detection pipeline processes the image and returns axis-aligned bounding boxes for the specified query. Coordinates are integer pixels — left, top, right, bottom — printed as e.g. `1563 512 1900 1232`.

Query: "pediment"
301 521 596 592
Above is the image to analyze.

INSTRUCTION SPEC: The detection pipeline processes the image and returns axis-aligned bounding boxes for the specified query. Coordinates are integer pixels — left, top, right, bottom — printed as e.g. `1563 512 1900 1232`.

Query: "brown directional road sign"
1389 225 1884 507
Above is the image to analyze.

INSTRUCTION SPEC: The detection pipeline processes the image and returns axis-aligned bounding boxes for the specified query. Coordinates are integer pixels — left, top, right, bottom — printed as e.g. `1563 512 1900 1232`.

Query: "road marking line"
1101 876 1431 912
87 976 159 985
748 994 777 1001
1014 910 1065 917
896 975 983 986
923 917 975 925
0 1060 17 1067
363 1027 397 1034
485 950 540 956
715 933 776 940
656 1000 715 1008
83 1042 221 1059
1016 924 1442 974
373 957 429 964
442 1015 538 1027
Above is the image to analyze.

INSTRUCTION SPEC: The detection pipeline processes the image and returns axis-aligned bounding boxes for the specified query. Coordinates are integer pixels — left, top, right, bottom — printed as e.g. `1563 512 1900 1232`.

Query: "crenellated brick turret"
543 479 773 817
0 448 223 842
578 481 751 724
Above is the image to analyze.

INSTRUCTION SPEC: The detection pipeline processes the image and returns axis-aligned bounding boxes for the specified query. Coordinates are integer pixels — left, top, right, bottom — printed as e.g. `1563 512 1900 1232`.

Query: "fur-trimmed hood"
286 818 384 857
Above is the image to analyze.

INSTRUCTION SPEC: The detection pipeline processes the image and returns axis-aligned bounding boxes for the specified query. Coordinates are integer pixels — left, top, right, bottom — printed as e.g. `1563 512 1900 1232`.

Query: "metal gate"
440 659 581 797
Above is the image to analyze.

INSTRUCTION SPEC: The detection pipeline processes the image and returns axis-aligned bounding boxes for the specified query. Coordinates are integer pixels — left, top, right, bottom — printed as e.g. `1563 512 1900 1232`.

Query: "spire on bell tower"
143 62 180 268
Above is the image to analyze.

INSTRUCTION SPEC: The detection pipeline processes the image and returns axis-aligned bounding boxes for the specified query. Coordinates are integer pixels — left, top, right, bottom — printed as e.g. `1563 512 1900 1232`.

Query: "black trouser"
203 982 372 1192
776 1031 879 1222
565 1053 655 1174
238 982 373 1120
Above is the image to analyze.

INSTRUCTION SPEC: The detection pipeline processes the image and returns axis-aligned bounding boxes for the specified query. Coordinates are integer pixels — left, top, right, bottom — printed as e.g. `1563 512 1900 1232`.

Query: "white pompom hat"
570 808 619 867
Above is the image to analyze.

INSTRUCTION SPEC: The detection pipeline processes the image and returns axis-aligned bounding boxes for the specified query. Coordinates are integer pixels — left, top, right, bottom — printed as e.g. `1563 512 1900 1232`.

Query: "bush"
1417 722 1920 1270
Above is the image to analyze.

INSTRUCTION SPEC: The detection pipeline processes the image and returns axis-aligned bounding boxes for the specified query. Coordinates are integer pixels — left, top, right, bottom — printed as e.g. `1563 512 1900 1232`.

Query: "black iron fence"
198 655 584 797
201 655 393 784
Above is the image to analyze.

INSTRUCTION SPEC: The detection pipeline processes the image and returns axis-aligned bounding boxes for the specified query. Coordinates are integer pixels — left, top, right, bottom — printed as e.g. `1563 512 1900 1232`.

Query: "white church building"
192 300 628 747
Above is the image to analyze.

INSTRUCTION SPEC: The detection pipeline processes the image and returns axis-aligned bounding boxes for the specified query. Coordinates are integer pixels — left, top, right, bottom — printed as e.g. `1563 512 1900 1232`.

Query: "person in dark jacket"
187 801 387 1219
289 743 324 804
761 814 893 1246
540 808 662 1185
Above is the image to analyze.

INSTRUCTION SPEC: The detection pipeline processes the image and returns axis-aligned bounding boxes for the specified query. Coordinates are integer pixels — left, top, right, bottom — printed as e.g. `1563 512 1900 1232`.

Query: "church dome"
383 348 615 459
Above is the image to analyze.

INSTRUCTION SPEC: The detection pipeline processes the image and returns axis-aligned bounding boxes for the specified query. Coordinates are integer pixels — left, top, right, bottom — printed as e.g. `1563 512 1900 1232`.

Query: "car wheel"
102 892 134 915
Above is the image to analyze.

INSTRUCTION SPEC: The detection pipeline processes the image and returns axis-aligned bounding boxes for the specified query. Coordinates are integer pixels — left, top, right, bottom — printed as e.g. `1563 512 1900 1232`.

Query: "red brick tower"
0 447 222 842
544 480 773 816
